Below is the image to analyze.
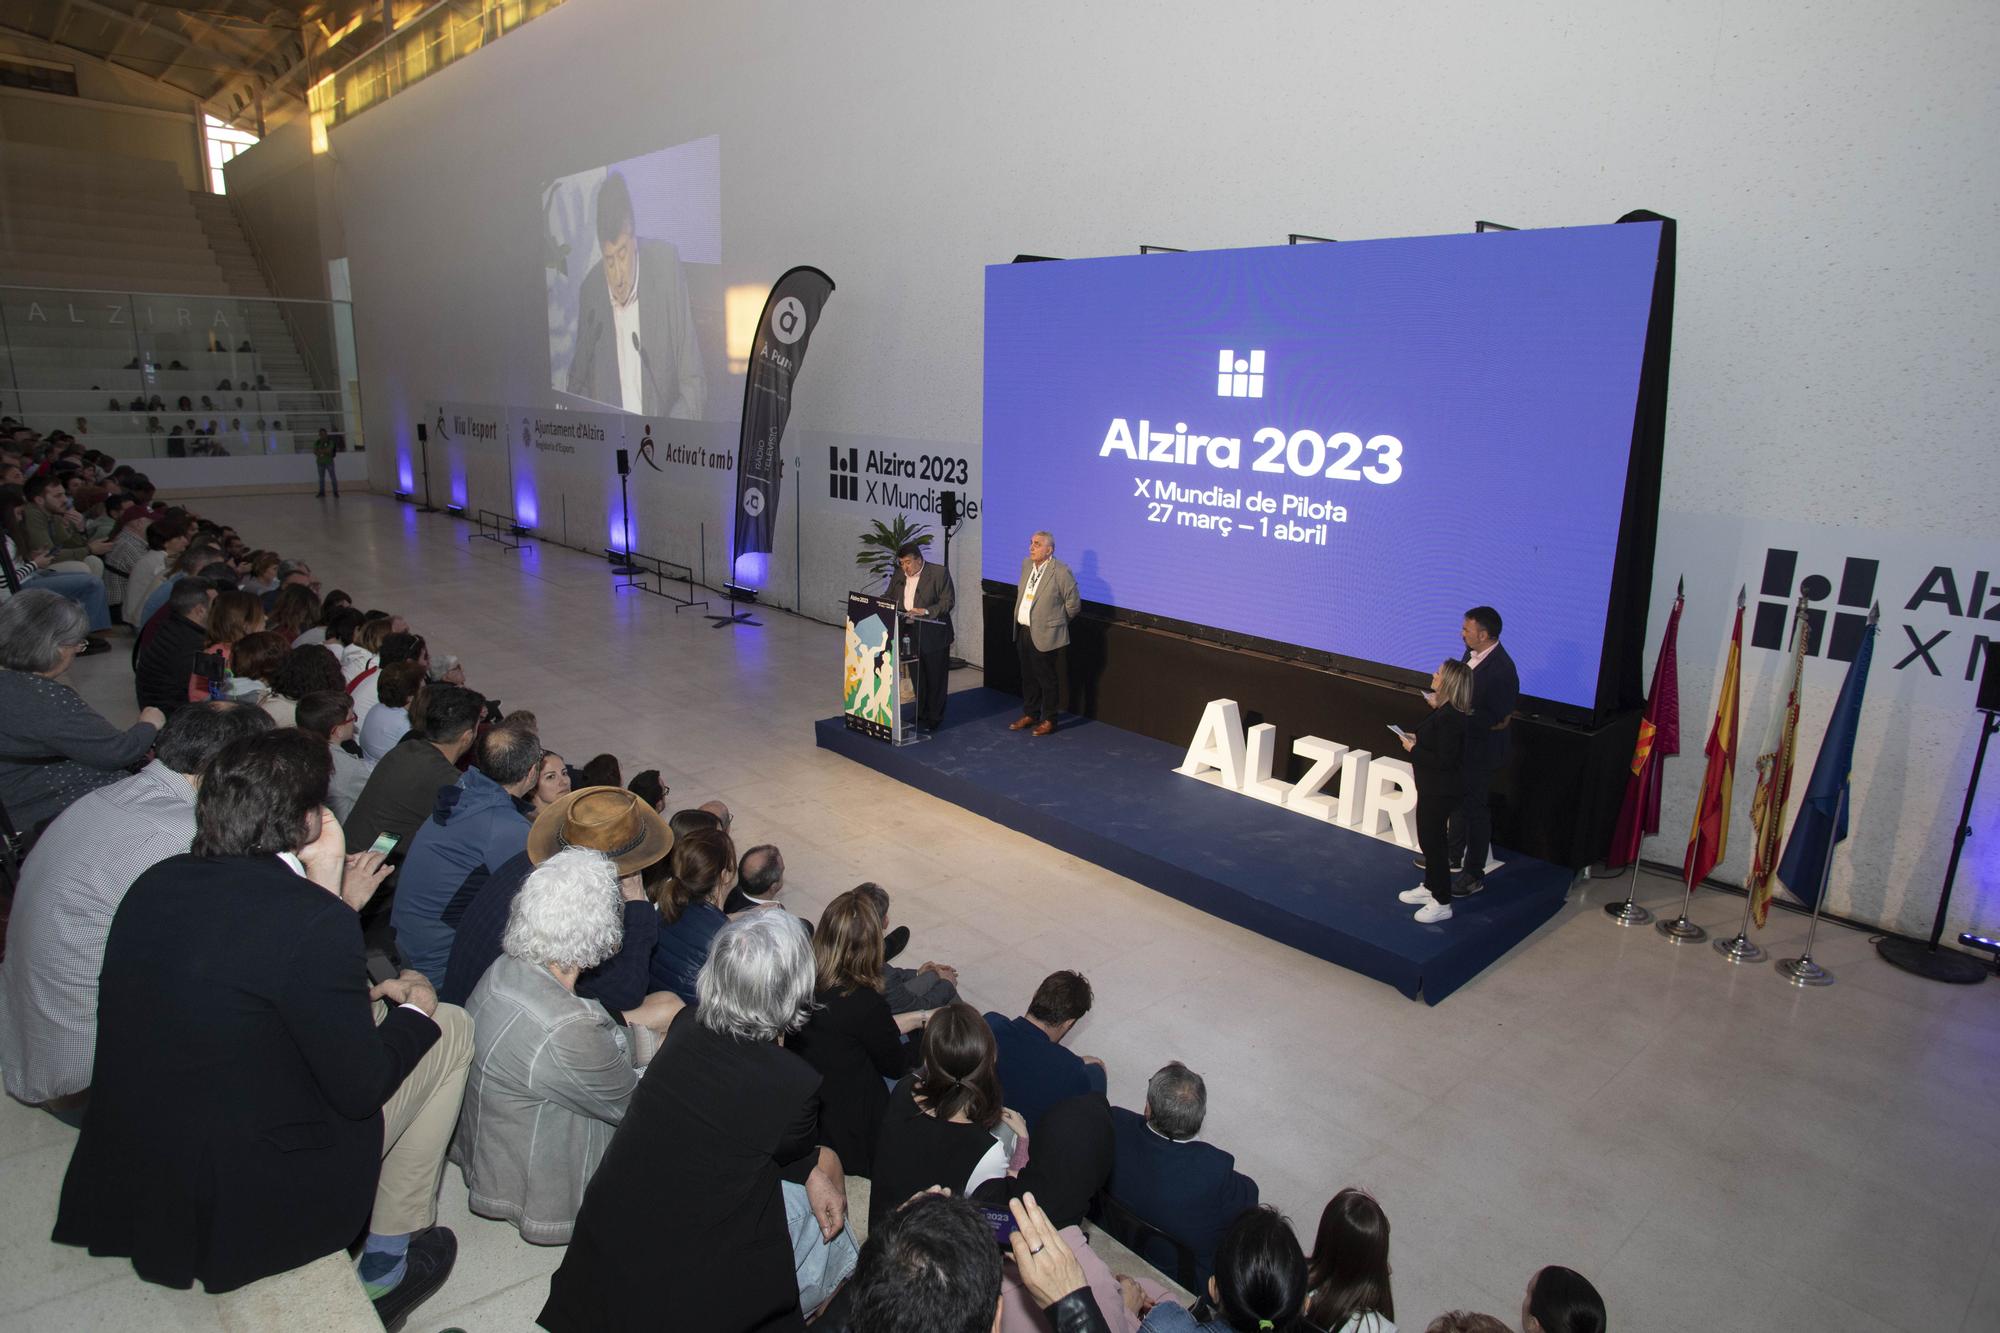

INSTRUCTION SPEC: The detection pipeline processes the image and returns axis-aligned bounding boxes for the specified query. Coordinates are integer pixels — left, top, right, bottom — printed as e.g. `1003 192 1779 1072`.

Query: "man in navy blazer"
1448 605 1520 897
984 970 1104 1132
1107 1062 1260 1289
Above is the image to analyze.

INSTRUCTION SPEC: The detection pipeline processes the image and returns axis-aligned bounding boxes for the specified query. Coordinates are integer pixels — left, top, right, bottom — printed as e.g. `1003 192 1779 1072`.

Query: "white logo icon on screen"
1217 349 1265 398
742 487 766 517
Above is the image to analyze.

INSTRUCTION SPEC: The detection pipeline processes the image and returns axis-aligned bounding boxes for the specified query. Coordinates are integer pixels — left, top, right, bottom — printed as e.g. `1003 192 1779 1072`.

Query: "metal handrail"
0 282 352 311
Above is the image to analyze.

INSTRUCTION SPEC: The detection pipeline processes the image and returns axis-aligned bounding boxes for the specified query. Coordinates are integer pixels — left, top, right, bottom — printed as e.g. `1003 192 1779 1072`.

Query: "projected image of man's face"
603 225 637 307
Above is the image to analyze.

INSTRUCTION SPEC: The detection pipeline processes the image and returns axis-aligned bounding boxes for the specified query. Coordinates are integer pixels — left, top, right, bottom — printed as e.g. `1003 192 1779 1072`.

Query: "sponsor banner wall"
1649 512 1997 941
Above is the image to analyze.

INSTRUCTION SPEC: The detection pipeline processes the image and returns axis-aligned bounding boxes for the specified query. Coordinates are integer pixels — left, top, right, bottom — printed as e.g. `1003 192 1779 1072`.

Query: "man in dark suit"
1447 604 1520 897
132 576 213 714
984 970 1105 1133
884 541 955 731
1107 1062 1260 1289
563 171 706 420
51 731 468 1329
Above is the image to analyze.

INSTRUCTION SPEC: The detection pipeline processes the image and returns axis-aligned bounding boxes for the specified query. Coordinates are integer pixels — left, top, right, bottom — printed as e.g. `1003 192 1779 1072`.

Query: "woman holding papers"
1397 660 1474 924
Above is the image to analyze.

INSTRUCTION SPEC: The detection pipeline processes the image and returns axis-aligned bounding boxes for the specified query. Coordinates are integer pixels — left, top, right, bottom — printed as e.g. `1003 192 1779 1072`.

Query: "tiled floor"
4 494 1997 1332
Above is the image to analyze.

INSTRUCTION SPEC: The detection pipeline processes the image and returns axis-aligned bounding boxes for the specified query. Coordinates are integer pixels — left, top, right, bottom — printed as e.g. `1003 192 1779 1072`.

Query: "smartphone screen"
974 1203 1019 1249
369 832 399 856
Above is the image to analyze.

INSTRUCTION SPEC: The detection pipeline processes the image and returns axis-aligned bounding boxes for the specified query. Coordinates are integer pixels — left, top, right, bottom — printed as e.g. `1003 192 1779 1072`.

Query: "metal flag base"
1655 915 1706 944
1776 955 1834 986
1873 936 1988 985
1604 899 1654 927
1713 932 1766 964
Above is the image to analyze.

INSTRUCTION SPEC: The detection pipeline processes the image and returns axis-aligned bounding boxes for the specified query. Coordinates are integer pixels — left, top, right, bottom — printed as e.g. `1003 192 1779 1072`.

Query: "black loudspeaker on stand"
939 488 969 670
610 448 638 576
415 423 439 514
1876 639 1999 984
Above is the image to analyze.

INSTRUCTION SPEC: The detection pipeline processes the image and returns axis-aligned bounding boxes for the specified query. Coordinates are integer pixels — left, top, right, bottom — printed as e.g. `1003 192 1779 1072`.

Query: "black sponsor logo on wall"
829 447 859 501
1753 549 1877 662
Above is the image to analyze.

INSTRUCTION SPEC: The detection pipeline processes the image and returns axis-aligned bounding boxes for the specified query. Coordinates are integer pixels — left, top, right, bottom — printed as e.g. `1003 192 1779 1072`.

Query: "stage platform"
814 688 1575 1003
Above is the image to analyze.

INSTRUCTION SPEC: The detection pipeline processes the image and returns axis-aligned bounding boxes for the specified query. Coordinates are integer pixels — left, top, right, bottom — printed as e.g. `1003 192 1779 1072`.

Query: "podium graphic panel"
845 593 898 740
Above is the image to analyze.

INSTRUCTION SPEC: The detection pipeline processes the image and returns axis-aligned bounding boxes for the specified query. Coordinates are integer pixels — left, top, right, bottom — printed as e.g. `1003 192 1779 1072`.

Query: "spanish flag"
1683 592 1744 893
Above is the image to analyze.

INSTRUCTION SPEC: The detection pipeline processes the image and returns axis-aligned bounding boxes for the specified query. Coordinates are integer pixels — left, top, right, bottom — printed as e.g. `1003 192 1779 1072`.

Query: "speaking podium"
844 592 928 746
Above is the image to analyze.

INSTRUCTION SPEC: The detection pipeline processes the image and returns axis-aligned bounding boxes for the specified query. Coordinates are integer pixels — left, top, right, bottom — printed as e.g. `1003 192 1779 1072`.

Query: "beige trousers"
48 556 104 578
372 1001 473 1235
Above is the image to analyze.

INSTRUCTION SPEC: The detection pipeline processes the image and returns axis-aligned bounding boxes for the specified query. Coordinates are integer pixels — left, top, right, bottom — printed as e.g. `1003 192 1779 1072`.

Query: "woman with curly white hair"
540 907 860 1332
449 849 682 1244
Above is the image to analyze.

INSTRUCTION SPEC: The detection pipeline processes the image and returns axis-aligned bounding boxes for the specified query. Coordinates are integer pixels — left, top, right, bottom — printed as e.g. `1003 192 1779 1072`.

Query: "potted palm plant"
856 516 933 585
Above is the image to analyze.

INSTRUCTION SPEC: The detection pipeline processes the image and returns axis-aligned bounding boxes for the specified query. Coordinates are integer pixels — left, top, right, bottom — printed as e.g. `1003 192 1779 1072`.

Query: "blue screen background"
980 223 1660 710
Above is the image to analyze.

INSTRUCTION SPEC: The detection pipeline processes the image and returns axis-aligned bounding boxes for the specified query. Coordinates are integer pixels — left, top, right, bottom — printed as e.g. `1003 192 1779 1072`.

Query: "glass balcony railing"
0 285 364 462
309 0 573 144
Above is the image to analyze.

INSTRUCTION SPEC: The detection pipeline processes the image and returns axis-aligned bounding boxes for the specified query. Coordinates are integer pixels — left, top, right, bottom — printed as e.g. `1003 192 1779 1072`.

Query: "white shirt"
901 565 921 613
1467 642 1496 671
611 257 644 414
1016 561 1049 627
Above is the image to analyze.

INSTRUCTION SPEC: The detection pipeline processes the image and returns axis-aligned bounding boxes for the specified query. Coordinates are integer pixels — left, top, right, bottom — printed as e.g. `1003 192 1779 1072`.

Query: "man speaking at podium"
565 171 706 420
886 542 954 732
1010 530 1080 737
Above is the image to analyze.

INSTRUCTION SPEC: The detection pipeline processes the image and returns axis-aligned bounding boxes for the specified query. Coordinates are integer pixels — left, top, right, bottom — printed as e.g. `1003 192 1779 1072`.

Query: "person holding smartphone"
1397 659 1474 923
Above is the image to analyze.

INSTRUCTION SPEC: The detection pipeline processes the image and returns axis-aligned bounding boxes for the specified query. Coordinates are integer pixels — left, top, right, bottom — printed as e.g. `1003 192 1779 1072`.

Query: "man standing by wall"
313 427 340 498
1010 530 1080 737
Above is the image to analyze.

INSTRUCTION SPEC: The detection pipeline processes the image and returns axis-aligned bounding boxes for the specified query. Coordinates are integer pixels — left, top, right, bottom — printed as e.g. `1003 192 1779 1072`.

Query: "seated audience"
667 804 722 842
133 577 214 713
135 541 221 633
391 723 541 982
194 588 267 697
223 629 287 702
646 825 737 1003
118 518 188 625
3 494 113 637
576 752 622 789
242 551 280 598
0 591 163 836
267 580 319 643
353 630 425 725
452 849 683 1244
979 1093 1165 1333
260 558 317 612
1136 1206 1310 1333
838 1191 1007 1333
343 610 393 680
341 683 485 867
441 786 671 1008
98 504 151 611
263 642 346 728
987 970 1108 1132
1107 1063 1260 1292
0 703 271 1118
869 1001 1029 1231
296 690 374 820
1522 1266 1605 1333
1303 1189 1394 1333
1423 1316 1510 1333
528 747 571 812
317 604 365 659
791 890 933 1175
51 730 470 1332
539 911 857 1331
854 880 959 1013
360 660 427 761
21 474 111 575
288 588 349 647
700 797 732 829
725 843 805 923
626 768 668 812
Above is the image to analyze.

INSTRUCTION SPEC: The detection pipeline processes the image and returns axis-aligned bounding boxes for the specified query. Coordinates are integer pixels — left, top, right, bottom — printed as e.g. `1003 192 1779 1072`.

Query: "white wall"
328 0 2000 940
0 34 204 190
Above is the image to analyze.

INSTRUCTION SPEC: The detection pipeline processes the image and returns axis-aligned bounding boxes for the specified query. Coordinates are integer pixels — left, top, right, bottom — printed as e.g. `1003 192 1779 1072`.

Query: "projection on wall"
544 135 723 421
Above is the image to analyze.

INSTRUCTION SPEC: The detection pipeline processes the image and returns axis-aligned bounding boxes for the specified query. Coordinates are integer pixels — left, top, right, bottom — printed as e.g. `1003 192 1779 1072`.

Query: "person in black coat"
869 1002 1025 1233
51 730 461 1327
538 909 855 1333
788 889 933 1177
1399 659 1475 922
1448 605 1520 896
132 577 214 714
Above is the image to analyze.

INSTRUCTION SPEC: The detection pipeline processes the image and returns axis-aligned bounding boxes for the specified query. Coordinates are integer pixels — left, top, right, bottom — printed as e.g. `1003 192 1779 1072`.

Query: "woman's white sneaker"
1413 900 1454 924
1398 886 1435 905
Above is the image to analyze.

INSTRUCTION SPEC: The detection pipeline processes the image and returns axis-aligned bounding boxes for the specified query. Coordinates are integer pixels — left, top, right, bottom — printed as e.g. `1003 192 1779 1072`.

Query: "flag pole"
1776 784 1842 987
1607 577 1682 927
1656 851 1708 943
1713 883 1766 963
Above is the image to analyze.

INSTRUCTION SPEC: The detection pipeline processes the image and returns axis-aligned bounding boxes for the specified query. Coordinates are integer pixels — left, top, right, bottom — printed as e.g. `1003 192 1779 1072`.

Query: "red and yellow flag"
1605 586 1683 868
1747 597 1808 925
1683 597 1743 891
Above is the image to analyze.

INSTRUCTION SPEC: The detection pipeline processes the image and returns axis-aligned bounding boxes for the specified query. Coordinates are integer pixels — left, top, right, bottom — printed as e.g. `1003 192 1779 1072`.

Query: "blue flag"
1775 612 1877 909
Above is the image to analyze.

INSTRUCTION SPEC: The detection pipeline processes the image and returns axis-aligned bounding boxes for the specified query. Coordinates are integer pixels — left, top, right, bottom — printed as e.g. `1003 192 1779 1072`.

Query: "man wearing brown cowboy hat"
438 786 673 1008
